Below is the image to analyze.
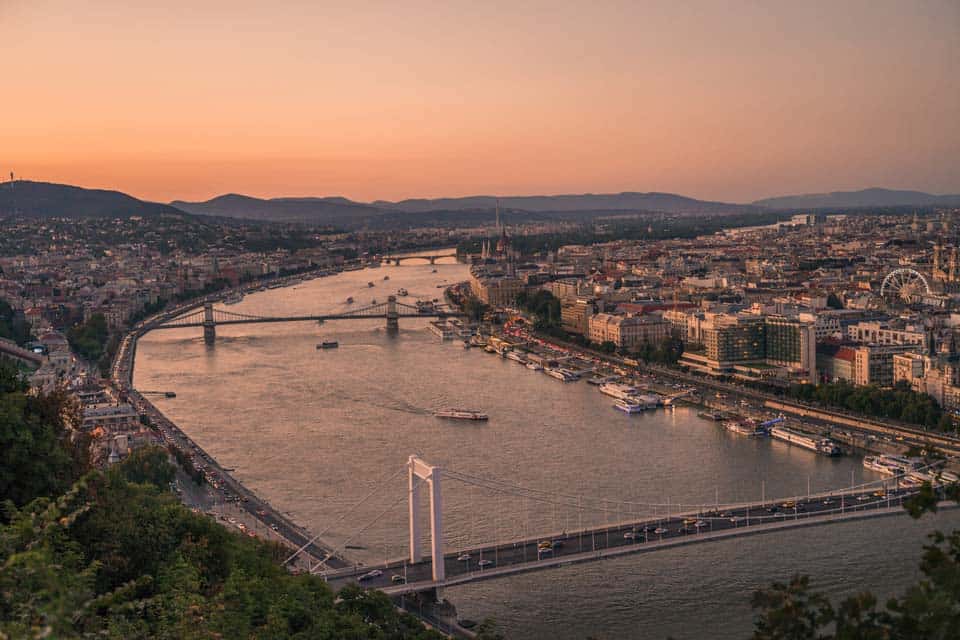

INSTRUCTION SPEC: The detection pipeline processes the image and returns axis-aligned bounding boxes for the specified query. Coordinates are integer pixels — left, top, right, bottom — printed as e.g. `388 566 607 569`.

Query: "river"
134 261 960 639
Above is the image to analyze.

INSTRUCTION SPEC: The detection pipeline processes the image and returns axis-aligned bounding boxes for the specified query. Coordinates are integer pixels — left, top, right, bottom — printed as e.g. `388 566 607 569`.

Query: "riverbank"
109 264 358 571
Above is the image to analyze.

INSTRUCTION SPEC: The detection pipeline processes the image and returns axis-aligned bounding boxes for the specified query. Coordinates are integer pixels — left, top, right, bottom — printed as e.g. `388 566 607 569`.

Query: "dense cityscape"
3 2 960 639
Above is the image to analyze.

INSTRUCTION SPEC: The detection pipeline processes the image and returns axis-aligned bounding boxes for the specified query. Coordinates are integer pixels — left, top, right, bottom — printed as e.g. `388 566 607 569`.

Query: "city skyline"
4 0 959 203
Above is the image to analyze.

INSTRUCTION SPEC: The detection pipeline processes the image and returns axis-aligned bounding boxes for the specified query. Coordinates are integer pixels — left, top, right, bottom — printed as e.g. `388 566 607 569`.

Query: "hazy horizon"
4 0 958 203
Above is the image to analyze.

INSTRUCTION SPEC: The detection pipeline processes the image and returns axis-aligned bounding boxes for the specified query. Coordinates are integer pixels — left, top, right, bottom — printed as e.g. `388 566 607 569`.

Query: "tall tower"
495 199 501 233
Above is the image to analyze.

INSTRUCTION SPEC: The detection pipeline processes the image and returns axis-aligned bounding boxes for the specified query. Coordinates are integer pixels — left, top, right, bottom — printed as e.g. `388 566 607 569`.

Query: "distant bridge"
380 252 458 265
150 296 465 344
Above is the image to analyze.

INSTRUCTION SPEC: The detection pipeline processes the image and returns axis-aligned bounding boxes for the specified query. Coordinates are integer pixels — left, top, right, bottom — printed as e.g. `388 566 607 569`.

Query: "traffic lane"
346 492 911 590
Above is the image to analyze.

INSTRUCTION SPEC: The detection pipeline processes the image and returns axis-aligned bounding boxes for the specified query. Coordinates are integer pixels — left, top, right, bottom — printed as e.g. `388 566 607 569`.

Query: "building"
560 298 595 335
588 313 669 349
764 316 817 381
852 344 919 387
847 321 928 349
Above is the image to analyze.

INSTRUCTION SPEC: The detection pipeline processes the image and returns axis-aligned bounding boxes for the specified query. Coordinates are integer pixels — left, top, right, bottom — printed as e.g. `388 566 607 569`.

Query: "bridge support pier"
202 303 216 345
428 256 436 265
408 455 445 583
386 295 399 333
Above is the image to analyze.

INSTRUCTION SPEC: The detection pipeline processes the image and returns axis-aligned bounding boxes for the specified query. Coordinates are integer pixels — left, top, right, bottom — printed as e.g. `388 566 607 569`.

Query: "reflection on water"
136 263 960 639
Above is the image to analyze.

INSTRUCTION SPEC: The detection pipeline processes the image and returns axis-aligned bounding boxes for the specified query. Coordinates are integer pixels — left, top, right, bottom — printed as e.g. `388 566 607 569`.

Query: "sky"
2 0 958 204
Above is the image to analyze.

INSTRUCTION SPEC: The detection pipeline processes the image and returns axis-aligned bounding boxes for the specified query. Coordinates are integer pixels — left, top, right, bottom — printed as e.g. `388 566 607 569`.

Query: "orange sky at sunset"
3 1 958 203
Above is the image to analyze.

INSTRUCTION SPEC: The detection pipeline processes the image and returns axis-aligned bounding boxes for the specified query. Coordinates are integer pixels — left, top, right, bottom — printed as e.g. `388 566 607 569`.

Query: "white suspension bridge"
284 454 955 598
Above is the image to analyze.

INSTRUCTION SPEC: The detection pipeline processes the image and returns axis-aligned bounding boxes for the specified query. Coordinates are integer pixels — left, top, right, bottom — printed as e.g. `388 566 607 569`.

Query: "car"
457 553 472 561
477 559 493 567
856 494 871 502
766 506 780 513
822 498 835 506
358 569 383 582
682 518 698 526
781 501 796 509
729 516 742 523
391 575 407 584
873 490 887 498
654 527 668 535
694 520 707 528
270 524 279 531
624 531 636 539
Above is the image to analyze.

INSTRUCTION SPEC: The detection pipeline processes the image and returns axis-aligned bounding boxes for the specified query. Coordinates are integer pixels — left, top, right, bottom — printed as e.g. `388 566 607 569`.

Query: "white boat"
598 383 638 401
435 409 488 421
614 400 645 414
545 368 576 381
224 292 244 305
770 425 842 456
863 454 918 476
723 419 769 437
525 362 543 371
505 350 527 363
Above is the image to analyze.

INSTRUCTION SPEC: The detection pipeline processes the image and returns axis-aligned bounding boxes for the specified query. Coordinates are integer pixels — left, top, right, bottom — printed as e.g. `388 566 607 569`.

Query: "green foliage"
0 298 34 346
752 482 960 639
0 457 446 639
0 378 90 511
462 296 489 322
516 290 561 330
111 446 176 489
635 331 685 364
826 293 844 309
66 313 110 363
787 380 946 430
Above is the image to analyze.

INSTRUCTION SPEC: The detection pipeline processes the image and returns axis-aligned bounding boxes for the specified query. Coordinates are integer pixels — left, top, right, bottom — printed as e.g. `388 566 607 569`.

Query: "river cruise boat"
345 296 354 304
723 419 769 437
435 409 488 421
367 281 375 287
526 361 543 371
397 288 409 296
267 281 284 289
383 275 390 280
505 350 527 363
316 341 339 349
697 411 725 421
545 368 577 382
614 400 645 413
224 292 244 305
598 382 638 401
770 425 842 456
863 454 917 476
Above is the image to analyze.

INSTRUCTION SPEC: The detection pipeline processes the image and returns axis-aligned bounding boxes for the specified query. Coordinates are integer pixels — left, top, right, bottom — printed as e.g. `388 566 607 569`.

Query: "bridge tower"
386 295 399 333
428 256 436 265
202 302 216 345
408 455 444 583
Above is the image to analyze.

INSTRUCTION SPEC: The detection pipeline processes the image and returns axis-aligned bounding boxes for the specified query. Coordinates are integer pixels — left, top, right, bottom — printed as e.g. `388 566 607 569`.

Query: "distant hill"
375 191 754 215
171 193 386 225
173 190 756 224
0 180 186 218
753 188 960 210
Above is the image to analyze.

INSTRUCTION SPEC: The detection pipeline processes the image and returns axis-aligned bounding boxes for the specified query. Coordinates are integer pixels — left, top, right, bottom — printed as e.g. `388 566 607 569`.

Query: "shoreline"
110 264 357 571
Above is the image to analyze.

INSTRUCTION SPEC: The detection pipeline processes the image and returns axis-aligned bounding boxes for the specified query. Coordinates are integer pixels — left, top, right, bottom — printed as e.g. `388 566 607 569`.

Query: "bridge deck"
153 312 464 329
324 489 938 594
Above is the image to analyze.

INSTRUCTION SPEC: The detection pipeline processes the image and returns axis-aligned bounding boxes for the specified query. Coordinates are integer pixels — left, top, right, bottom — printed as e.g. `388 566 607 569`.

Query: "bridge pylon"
386 295 399 333
408 455 444 583
202 302 216 345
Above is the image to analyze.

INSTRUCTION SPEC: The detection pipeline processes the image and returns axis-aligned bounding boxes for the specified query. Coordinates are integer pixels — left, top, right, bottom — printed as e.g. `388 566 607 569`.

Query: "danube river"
135 262 960 639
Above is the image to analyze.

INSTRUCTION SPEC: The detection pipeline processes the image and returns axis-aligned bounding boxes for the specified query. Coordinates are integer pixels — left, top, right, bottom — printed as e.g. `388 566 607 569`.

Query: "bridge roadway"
325 487 938 595
150 312 459 329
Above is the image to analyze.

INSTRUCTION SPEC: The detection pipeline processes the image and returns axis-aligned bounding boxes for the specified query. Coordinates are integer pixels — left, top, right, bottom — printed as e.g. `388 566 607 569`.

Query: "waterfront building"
560 297 595 335
852 344 920 387
587 313 669 349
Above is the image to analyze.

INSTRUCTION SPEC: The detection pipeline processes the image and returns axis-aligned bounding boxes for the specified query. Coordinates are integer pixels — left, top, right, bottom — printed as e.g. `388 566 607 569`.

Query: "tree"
66 313 110 362
826 293 844 309
752 481 960 639
0 364 90 510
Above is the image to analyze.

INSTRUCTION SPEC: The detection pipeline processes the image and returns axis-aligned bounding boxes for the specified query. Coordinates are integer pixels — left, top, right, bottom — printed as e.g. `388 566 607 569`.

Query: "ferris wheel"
880 268 930 302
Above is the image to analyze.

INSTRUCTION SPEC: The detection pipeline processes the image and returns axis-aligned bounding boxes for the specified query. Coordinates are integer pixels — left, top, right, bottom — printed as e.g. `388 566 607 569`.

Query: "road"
327 484 927 593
